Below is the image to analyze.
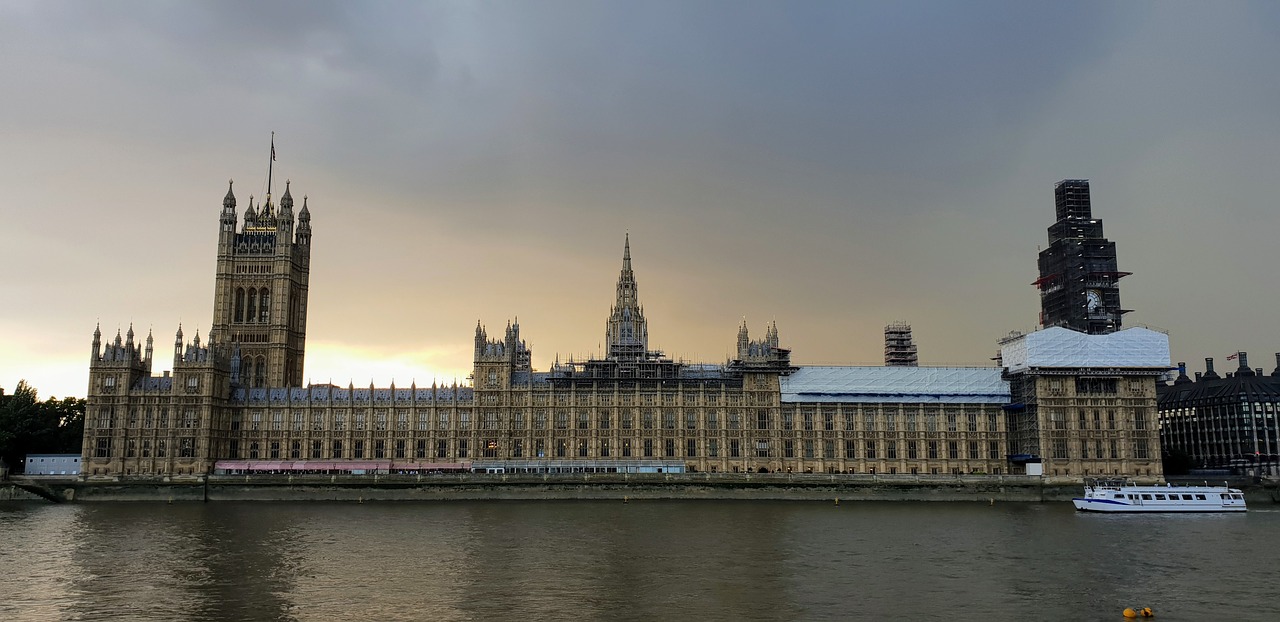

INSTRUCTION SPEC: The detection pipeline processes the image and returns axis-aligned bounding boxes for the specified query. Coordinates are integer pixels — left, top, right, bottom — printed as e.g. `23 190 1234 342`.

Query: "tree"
0 381 86 473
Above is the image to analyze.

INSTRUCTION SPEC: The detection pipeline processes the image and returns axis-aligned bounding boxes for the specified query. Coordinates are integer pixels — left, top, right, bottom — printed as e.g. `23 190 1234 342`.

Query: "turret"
174 324 184 367
280 181 294 215
220 179 238 241
144 329 154 368
222 179 237 210
242 195 258 231
91 323 102 363
731 320 794 374
296 196 311 246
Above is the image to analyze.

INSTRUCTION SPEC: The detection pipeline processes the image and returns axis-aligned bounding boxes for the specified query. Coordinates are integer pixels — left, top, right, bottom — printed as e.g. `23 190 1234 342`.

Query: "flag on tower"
1226 353 1238 361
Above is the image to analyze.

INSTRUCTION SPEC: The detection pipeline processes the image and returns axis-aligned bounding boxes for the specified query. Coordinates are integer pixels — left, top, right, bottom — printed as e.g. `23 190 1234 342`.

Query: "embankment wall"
7 475 1277 504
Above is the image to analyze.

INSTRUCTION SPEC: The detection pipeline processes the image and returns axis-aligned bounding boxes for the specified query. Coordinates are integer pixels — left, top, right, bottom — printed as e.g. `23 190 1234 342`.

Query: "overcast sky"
4 1 1279 399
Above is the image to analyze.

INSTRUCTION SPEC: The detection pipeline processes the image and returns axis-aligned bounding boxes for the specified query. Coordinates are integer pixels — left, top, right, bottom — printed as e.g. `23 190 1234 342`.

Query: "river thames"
2 500 1277 621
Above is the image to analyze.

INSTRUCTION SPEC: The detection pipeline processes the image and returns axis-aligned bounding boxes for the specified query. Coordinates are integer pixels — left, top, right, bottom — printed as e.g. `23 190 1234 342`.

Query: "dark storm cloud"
4 1 1280 397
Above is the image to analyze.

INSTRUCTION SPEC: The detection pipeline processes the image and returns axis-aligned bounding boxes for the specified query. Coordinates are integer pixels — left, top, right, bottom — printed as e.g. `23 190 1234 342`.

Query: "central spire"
623 232 631 270
605 234 647 359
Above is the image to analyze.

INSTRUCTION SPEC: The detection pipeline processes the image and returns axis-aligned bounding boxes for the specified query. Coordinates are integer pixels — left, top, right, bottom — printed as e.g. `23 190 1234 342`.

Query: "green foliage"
0 381 86 472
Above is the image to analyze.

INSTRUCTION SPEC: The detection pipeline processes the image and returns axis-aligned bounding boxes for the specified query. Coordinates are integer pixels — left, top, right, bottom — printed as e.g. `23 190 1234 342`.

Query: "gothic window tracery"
259 288 270 322
234 288 245 322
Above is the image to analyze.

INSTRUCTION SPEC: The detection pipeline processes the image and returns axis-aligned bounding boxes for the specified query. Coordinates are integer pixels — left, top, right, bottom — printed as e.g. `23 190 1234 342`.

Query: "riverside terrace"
15 471 1076 503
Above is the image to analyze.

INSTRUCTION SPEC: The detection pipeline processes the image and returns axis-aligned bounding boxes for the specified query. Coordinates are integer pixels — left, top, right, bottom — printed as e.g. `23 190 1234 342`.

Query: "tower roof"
606 234 647 358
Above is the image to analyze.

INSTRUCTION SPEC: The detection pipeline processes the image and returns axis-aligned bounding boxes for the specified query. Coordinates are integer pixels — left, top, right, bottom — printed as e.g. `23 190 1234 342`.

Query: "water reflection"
2 500 1275 621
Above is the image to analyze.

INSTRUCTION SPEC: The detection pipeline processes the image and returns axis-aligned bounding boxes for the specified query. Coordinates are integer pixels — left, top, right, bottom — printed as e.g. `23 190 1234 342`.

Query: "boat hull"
1072 498 1247 513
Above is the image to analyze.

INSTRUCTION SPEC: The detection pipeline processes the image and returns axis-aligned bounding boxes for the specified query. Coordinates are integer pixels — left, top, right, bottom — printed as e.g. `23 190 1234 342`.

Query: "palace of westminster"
81 169 1171 480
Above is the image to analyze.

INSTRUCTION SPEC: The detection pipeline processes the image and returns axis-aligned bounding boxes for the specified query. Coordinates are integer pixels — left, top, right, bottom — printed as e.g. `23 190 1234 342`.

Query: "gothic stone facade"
80 178 1161 479
1000 327 1169 479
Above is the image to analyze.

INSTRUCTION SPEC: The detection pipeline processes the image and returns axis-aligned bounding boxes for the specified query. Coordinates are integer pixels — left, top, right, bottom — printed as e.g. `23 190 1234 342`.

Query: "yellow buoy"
834 498 840 506
1141 608 1154 618
1123 607 1154 618
1123 608 1137 618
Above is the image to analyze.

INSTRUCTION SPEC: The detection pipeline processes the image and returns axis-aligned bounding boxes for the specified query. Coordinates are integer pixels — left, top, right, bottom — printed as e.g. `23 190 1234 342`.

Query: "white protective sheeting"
781 366 1009 404
1000 327 1170 373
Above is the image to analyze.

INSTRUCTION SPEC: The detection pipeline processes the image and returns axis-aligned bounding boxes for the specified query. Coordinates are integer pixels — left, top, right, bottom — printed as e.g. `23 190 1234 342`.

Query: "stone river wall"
6 474 1278 504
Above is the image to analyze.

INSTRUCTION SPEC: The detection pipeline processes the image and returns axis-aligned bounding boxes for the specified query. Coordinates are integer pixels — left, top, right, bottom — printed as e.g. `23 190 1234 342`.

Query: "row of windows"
222 437 1009 462
226 409 1005 432
241 356 268 388
94 408 199 430
1043 378 1145 395
233 287 270 323
1048 438 1135 460
93 437 196 459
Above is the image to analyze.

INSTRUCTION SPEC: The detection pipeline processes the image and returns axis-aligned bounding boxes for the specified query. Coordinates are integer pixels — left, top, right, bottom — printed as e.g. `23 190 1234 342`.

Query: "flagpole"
268 131 275 199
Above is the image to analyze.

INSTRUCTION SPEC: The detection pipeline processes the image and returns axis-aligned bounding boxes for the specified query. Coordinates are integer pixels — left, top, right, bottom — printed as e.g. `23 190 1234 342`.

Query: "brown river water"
2 500 1277 621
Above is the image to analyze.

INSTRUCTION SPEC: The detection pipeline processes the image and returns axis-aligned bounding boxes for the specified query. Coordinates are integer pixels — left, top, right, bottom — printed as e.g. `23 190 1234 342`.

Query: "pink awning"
214 460 395 471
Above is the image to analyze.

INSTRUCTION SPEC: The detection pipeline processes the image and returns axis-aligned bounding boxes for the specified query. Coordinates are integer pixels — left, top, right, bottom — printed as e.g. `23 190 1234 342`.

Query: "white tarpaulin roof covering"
1000 326 1170 373
781 366 1009 404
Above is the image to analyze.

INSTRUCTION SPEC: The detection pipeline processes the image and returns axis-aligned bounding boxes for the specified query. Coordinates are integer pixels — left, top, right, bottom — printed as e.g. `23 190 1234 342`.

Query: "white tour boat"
1072 480 1247 513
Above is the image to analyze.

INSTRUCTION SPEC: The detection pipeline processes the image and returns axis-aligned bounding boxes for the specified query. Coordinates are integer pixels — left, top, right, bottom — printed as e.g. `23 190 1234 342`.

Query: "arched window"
242 359 254 387
246 288 257 324
255 356 267 387
234 288 245 322
259 287 270 323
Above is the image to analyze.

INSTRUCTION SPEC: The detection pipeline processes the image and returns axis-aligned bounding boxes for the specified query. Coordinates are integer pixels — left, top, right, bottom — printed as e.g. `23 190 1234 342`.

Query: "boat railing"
1084 477 1133 490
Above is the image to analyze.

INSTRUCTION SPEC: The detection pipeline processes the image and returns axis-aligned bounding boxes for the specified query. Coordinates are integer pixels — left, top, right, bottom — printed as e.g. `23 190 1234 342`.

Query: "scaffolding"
1037 180 1129 335
884 322 918 367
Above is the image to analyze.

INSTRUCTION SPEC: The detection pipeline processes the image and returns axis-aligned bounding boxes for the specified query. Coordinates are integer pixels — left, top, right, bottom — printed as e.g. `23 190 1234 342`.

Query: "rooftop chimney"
1237 352 1254 377
1173 362 1191 385
1203 358 1219 380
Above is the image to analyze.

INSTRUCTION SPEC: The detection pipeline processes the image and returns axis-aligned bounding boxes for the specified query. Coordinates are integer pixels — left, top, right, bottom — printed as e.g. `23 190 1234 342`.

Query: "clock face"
1086 289 1102 311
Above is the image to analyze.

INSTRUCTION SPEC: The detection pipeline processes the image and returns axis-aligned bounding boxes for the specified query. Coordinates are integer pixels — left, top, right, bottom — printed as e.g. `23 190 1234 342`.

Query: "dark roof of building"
1158 371 1280 406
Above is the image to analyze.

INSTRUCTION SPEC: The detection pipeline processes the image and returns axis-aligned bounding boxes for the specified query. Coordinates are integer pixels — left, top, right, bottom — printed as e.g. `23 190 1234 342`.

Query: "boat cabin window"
1182 494 1193 500
1141 494 1153 500
1113 494 1124 499
1233 494 1244 500
1128 494 1137 500
1154 494 1166 500
1195 494 1206 500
